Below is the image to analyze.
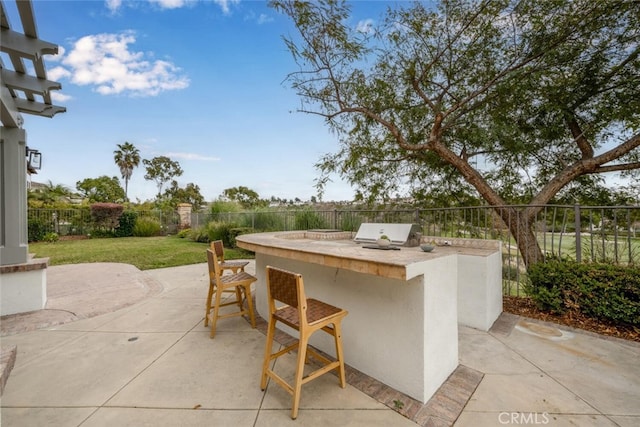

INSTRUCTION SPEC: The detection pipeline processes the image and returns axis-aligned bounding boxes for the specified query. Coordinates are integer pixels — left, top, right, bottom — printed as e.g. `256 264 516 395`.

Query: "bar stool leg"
244 285 256 329
204 282 214 327
261 317 277 390
210 286 224 338
333 322 346 388
291 335 309 420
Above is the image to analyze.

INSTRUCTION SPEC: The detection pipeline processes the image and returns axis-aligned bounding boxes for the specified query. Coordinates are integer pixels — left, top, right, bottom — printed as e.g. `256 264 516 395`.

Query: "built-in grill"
353 223 422 247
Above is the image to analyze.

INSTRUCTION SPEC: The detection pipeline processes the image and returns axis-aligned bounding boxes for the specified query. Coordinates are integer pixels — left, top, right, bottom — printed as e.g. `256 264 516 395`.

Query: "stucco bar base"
237 231 502 404
0 258 48 316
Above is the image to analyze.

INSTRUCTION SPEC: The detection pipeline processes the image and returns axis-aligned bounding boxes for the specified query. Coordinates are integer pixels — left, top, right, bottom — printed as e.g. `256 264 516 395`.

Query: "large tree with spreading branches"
271 0 640 268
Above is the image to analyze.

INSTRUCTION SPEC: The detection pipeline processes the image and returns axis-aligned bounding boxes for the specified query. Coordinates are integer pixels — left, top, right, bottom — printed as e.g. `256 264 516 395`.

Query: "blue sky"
10 0 394 203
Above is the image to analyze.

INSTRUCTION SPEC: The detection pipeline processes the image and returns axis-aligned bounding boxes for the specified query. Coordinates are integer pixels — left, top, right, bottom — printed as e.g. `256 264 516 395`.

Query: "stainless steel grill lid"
353 223 422 247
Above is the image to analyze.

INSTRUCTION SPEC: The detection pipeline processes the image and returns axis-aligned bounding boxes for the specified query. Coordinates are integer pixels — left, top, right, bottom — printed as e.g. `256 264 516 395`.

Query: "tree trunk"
493 206 544 269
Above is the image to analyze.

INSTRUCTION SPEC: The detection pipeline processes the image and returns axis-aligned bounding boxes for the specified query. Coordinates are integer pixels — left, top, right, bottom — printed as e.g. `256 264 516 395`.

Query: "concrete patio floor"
1 262 638 426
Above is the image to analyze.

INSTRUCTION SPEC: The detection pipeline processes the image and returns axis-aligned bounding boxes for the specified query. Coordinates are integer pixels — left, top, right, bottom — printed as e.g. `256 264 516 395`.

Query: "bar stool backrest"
267 266 302 309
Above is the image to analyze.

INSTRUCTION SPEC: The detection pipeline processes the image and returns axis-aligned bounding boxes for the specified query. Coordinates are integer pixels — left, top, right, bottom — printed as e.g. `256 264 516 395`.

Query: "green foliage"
43 232 59 243
188 227 209 243
90 203 124 233
339 211 364 231
293 208 329 230
245 209 285 231
113 142 141 201
163 181 205 210
209 199 242 215
143 156 184 198
526 260 640 326
221 186 266 209
228 227 253 248
28 219 47 242
177 228 190 238
115 210 138 237
28 181 74 208
76 176 126 203
205 221 237 247
133 217 162 237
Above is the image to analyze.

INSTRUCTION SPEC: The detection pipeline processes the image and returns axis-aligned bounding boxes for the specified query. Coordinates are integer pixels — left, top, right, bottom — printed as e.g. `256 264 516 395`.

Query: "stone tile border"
0 257 48 274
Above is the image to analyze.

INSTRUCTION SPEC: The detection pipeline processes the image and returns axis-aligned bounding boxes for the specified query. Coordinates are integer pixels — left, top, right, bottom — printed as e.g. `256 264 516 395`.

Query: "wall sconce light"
26 146 43 171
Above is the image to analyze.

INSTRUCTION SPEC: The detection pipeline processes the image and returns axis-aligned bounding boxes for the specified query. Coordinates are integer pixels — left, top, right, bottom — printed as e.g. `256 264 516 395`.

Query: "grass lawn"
29 236 255 270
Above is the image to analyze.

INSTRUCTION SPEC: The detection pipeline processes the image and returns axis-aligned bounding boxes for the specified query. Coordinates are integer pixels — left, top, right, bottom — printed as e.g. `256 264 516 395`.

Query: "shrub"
43 232 59 243
206 221 236 247
90 203 124 233
228 227 253 248
294 208 329 230
177 228 190 238
133 217 162 237
28 218 47 242
247 209 285 231
188 227 209 243
526 260 640 326
115 210 137 237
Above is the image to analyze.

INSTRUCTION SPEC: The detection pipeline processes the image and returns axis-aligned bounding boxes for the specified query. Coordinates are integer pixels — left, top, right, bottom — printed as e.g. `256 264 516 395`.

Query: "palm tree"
113 142 140 201
30 180 72 206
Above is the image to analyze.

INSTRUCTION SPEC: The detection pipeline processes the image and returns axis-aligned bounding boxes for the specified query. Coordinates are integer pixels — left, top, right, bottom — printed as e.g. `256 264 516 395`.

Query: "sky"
6 0 394 203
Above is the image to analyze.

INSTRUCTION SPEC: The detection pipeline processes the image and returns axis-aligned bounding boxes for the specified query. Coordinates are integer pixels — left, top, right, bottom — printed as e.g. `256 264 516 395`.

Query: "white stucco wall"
457 250 503 331
1 269 47 316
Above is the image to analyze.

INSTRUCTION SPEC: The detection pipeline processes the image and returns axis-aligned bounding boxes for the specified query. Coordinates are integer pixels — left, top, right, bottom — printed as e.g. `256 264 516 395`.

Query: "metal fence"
27 208 181 237
193 205 640 296
29 204 639 296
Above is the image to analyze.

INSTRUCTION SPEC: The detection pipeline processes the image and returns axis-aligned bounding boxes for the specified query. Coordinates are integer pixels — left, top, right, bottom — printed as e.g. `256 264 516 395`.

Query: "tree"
143 156 184 199
28 180 72 207
272 0 640 268
113 142 140 201
163 180 205 210
76 176 126 203
221 186 265 209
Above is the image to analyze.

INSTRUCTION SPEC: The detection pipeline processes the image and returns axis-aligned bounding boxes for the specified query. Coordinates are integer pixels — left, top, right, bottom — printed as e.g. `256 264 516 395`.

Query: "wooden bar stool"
205 248 257 338
260 266 348 419
210 240 249 274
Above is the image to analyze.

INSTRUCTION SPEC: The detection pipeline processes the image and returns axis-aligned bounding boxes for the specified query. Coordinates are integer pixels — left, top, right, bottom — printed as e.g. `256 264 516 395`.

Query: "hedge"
526 260 640 327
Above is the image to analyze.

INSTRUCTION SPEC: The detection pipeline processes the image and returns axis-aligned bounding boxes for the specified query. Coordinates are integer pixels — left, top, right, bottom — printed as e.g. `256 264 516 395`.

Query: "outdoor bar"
236 227 502 403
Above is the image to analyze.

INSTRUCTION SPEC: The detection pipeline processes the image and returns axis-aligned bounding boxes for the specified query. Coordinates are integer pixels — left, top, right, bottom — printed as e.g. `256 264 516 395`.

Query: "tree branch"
566 117 594 159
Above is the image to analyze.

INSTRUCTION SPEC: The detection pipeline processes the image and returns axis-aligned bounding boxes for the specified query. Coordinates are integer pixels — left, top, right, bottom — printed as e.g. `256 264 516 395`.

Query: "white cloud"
149 0 190 10
51 91 73 103
105 0 122 13
104 0 238 14
47 65 72 81
213 0 239 15
356 19 375 34
164 152 221 161
257 13 274 25
56 31 189 97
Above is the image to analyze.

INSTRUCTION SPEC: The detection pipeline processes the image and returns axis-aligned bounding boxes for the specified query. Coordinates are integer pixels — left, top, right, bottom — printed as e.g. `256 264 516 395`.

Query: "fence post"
574 204 582 263
334 209 338 229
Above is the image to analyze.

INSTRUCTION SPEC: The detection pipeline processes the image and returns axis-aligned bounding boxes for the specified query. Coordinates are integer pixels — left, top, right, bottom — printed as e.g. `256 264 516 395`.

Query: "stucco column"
177 203 192 230
0 127 28 265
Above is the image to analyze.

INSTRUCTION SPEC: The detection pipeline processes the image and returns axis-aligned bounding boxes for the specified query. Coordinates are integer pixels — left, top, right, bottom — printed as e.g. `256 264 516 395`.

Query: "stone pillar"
0 127 28 265
176 203 192 230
